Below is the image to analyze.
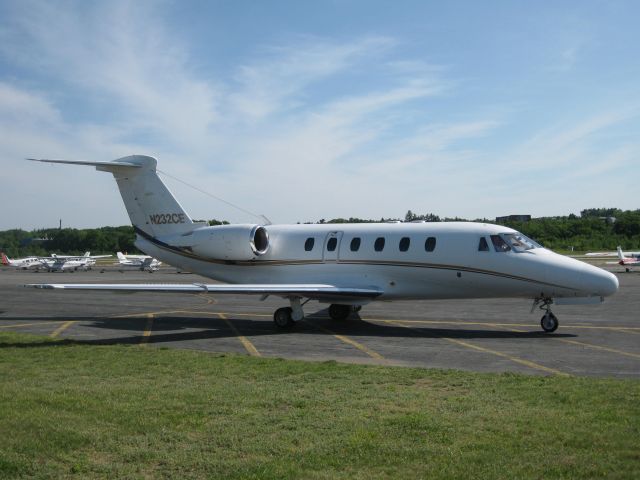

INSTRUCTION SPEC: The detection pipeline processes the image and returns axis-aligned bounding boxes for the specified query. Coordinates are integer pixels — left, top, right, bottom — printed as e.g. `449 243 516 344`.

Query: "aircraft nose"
582 267 619 297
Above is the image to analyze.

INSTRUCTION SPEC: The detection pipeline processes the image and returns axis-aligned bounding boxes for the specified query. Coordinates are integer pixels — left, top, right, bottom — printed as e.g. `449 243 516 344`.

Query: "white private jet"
116 251 162 272
26 155 619 333
40 252 112 272
1 252 45 270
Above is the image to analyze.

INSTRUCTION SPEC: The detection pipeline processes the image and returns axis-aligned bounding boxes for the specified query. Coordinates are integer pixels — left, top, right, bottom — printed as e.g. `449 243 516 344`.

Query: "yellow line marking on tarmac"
495 324 640 361
140 314 154 346
366 318 640 332
386 320 570 377
109 309 196 319
304 320 385 360
615 328 640 335
196 293 217 305
0 321 66 329
217 313 260 357
553 338 640 360
50 321 76 338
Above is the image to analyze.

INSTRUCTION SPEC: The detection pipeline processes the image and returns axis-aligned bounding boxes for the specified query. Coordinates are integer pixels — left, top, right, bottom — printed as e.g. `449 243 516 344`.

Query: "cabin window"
350 237 361 252
327 237 338 252
490 235 511 252
304 238 315 251
478 237 489 252
399 237 410 252
374 237 385 252
425 237 436 252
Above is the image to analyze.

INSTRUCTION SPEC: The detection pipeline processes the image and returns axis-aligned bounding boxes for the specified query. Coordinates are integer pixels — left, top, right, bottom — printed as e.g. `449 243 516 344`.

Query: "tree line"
313 208 640 252
0 226 137 258
497 209 640 251
1 208 639 257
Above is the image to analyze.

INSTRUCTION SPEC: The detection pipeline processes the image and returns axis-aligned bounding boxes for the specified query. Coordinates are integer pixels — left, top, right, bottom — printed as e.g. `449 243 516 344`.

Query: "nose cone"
581 265 619 297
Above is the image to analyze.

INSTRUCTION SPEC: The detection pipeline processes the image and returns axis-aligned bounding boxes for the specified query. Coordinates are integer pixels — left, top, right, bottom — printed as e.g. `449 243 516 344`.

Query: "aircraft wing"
25 283 383 301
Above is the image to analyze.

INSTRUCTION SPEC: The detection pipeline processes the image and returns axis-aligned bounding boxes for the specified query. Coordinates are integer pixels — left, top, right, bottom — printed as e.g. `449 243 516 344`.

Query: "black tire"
329 304 351 321
541 312 559 333
274 307 294 329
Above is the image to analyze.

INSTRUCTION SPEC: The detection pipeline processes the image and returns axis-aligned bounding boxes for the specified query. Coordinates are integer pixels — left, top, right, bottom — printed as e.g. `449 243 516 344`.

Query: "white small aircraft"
609 246 640 272
116 251 162 272
27 155 619 333
1 252 44 270
585 249 640 257
40 252 112 272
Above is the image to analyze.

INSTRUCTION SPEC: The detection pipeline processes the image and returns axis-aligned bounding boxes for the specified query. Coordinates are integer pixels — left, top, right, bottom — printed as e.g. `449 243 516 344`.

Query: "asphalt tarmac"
1 265 638 378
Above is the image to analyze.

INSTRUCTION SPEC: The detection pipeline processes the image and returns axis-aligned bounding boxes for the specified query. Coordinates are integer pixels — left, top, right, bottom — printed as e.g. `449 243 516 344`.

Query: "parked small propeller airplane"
609 246 640 272
116 251 162 272
40 252 112 272
1 252 44 270
26 155 619 332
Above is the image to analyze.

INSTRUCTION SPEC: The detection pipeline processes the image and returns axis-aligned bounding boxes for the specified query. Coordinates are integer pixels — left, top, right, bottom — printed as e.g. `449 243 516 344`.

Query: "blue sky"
1 0 638 229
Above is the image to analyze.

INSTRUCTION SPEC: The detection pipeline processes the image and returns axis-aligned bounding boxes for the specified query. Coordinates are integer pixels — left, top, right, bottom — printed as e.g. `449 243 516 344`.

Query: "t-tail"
28 156 196 238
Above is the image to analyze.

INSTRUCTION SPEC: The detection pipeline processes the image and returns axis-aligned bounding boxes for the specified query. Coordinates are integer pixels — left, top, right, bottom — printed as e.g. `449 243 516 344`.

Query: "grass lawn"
0 331 638 479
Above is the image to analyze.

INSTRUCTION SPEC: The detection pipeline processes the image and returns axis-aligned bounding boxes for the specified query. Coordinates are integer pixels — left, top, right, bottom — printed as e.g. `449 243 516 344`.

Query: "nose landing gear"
541 311 559 333
532 297 559 333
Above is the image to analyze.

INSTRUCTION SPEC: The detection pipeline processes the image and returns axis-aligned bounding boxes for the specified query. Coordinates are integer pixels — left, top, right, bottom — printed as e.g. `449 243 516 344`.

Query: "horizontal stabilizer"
25 283 383 300
27 158 142 170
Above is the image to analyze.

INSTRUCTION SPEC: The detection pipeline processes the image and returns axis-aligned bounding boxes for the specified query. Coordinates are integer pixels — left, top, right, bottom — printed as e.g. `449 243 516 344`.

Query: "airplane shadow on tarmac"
0 310 577 349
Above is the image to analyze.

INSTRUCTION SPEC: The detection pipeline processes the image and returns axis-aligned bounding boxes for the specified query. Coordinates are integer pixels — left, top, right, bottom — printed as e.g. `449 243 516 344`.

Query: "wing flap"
26 283 383 299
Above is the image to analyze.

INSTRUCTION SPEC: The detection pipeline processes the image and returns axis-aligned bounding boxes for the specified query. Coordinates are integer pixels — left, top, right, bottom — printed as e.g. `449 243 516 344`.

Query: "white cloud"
229 36 397 121
0 1 219 154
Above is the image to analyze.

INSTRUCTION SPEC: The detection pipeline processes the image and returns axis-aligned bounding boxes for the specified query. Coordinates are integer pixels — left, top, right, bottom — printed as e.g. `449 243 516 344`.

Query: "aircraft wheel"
329 304 351 321
274 307 295 329
541 311 559 333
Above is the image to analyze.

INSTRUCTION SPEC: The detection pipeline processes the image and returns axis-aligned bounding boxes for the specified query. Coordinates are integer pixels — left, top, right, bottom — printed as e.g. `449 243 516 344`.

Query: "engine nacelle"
185 224 269 261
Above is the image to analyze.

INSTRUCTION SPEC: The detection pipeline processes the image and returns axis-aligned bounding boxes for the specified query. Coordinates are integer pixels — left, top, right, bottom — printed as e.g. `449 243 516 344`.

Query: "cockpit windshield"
502 232 541 252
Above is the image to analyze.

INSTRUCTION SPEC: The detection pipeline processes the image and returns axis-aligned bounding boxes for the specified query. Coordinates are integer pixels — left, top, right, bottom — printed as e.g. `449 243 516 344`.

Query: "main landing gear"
272 300 361 329
532 297 559 333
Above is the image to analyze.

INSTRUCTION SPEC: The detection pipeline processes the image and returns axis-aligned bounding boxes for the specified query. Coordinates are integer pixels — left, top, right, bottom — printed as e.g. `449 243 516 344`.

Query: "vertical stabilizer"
29 155 196 238
103 156 196 237
1 253 10 265
617 246 625 260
